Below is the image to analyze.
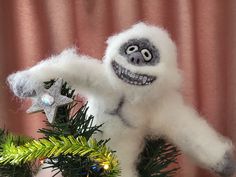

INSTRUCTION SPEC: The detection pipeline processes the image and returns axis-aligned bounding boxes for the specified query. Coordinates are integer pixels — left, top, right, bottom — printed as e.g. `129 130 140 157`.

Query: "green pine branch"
137 138 180 177
0 79 180 177
0 135 120 177
0 129 38 177
38 103 102 141
38 80 120 176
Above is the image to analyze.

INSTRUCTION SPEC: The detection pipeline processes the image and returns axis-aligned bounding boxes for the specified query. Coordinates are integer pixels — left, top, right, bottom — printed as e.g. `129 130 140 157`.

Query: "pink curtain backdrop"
0 0 236 177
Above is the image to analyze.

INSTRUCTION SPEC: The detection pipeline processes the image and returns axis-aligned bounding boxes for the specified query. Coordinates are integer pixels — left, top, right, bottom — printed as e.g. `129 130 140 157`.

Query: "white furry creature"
7 23 236 177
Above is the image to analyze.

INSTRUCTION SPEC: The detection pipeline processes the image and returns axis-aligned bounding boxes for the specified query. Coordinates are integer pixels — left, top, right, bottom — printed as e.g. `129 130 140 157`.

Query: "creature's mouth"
111 60 156 86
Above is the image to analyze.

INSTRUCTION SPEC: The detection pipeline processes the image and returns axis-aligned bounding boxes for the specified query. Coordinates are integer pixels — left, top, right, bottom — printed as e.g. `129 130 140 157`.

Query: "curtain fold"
0 0 235 176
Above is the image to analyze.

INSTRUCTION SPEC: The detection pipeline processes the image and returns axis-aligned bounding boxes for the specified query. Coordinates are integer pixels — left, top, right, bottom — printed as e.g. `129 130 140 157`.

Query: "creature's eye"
141 49 152 61
126 45 138 54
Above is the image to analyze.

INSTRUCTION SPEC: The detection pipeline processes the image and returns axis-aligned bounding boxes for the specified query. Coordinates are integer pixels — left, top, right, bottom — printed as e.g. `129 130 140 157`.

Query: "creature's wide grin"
111 60 156 86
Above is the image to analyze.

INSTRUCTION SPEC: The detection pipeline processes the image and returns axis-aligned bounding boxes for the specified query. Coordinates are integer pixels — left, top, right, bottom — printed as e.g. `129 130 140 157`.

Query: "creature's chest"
87 95 152 128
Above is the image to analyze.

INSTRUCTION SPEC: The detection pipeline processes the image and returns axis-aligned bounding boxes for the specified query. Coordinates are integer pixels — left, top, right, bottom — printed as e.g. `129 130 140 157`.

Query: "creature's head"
104 23 182 98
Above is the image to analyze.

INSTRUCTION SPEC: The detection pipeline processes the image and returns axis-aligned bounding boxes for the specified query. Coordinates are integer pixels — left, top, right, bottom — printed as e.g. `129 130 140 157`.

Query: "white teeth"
112 61 155 86
143 76 147 82
128 72 132 76
118 67 121 74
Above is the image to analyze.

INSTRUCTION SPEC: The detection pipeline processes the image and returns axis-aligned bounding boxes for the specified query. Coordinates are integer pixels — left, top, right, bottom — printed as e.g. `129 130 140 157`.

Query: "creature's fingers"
216 152 236 177
7 71 39 98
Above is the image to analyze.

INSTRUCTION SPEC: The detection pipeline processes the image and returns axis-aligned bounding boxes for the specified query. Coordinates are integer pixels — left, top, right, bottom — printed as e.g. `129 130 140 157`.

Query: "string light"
103 164 109 170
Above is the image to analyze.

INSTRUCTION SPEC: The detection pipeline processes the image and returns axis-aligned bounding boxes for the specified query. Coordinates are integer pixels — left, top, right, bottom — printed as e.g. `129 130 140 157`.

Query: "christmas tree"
0 79 180 177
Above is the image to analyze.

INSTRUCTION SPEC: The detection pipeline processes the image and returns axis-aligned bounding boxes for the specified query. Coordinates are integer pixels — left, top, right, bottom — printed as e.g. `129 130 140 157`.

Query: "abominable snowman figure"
7 23 236 177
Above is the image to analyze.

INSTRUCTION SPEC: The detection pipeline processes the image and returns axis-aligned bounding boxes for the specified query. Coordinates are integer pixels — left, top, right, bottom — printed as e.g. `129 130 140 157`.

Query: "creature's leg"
102 121 144 177
150 97 236 177
7 48 108 98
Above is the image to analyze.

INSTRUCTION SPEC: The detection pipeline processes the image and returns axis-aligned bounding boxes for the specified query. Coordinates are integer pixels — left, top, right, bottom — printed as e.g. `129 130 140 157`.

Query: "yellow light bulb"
103 164 109 170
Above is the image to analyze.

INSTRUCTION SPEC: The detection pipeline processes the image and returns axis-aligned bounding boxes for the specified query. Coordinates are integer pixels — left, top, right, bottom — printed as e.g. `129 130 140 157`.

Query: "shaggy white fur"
7 23 236 177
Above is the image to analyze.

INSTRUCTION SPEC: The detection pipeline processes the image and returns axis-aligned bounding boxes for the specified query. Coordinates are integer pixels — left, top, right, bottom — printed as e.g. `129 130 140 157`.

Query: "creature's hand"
7 70 40 98
216 152 236 177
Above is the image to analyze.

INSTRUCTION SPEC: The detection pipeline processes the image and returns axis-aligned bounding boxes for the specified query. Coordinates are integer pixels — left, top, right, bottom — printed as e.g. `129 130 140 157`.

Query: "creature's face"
104 23 181 97
112 38 159 86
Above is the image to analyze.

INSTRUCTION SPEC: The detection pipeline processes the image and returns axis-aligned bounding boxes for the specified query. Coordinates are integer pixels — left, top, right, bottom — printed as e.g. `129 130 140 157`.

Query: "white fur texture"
7 23 235 177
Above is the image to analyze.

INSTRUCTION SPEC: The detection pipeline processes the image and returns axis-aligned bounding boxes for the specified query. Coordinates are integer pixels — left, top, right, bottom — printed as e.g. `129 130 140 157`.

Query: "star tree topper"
27 78 73 123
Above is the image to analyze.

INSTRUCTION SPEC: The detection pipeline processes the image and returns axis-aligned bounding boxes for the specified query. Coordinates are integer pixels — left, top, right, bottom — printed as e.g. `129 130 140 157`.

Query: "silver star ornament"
27 78 73 123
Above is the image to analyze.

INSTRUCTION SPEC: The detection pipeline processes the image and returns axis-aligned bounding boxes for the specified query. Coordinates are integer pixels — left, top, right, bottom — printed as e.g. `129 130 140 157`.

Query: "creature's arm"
7 48 108 97
150 93 236 177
